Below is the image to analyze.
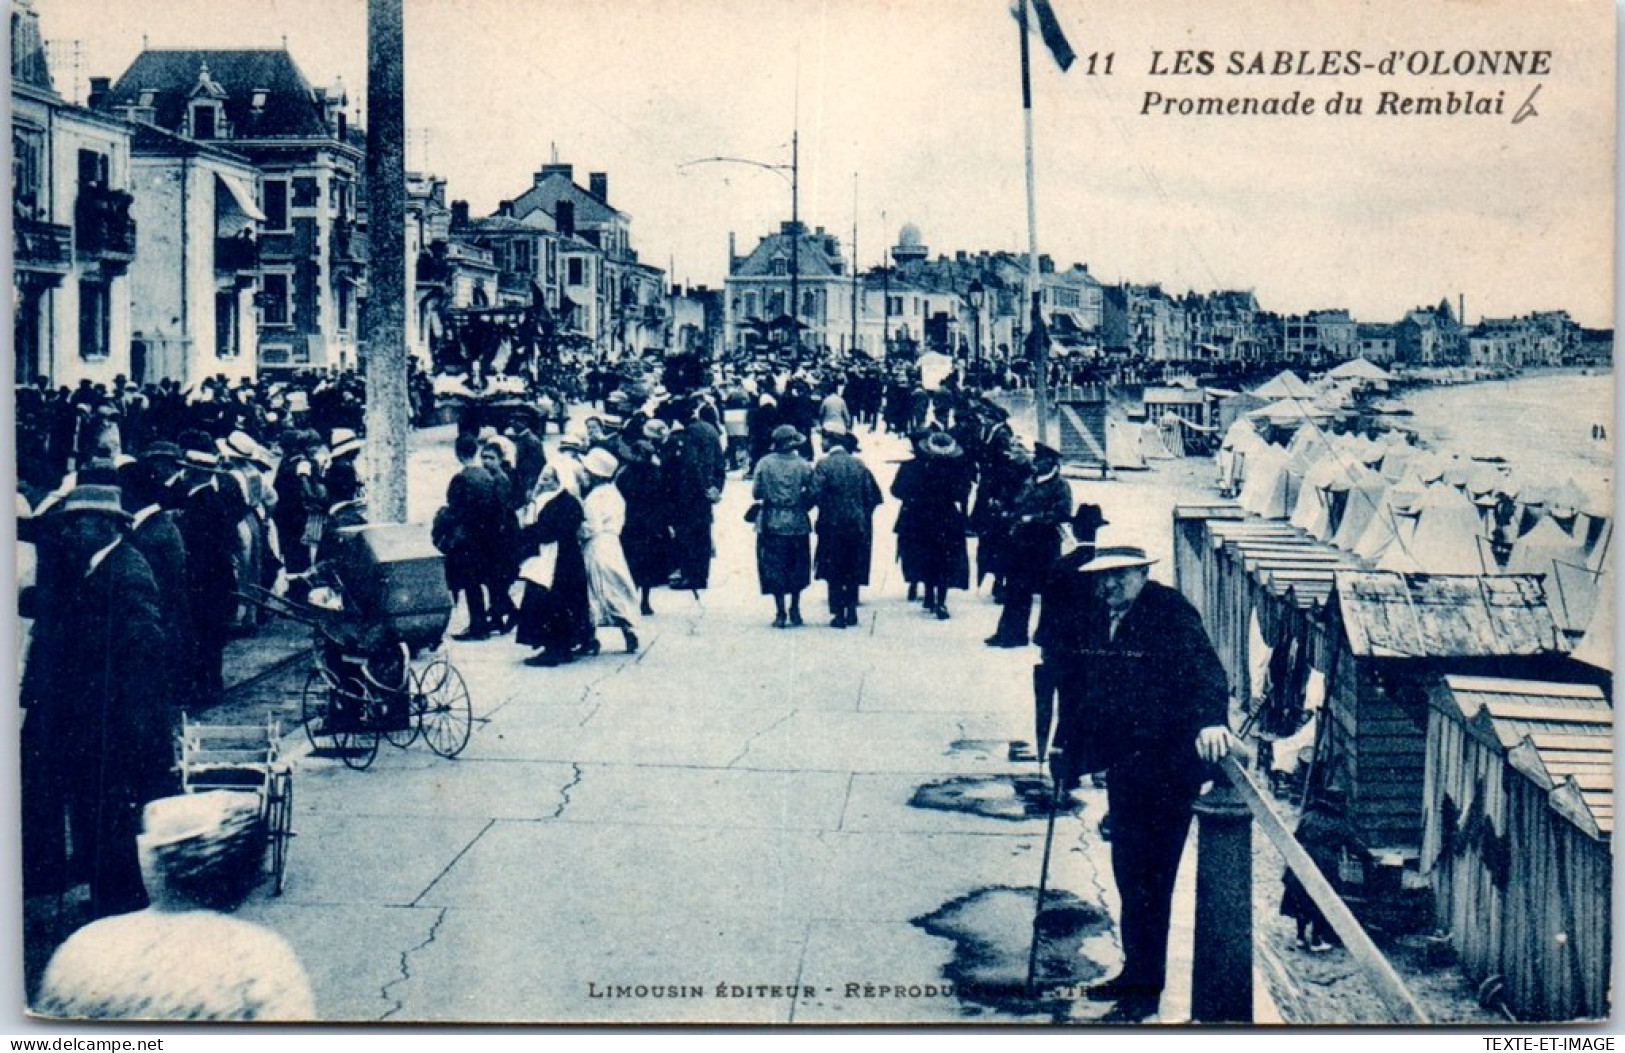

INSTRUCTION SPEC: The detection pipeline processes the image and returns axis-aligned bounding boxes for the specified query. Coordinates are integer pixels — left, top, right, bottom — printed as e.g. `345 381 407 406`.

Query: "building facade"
724 220 850 358
124 123 263 386
505 161 666 359
12 0 137 387
100 47 365 373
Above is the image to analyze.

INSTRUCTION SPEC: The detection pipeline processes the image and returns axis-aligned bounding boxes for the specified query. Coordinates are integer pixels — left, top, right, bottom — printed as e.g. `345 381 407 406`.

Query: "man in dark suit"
20 485 179 920
667 398 725 590
1046 545 1232 1022
439 432 509 639
505 414 547 502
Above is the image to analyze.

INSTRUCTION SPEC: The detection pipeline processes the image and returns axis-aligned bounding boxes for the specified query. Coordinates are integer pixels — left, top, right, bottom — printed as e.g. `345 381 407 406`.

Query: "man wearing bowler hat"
1047 544 1232 1022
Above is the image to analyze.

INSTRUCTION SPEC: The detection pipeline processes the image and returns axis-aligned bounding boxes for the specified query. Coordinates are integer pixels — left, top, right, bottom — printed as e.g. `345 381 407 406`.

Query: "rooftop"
1434 675 1612 839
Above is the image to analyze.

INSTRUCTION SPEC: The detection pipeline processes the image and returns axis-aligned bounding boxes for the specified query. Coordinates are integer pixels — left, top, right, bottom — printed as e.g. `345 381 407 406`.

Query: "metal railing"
14 216 73 272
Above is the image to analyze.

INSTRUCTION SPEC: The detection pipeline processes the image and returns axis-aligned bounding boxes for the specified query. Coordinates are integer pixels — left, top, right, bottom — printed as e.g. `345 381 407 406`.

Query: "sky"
30 0 1618 328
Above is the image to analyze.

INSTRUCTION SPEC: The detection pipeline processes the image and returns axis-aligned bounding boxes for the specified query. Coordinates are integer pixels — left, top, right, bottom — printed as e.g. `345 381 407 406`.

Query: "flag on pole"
1028 0 1075 72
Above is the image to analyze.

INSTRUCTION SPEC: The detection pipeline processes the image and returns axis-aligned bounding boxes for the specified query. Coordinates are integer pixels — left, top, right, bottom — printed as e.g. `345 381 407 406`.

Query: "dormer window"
251 89 268 110
187 61 230 139
191 101 220 138
139 90 157 108
771 257 787 276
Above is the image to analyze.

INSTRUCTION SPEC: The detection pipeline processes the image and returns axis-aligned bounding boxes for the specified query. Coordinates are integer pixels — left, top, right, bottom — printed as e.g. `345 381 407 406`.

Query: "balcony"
215 234 261 275
74 186 137 274
415 250 452 286
330 217 368 272
13 216 73 280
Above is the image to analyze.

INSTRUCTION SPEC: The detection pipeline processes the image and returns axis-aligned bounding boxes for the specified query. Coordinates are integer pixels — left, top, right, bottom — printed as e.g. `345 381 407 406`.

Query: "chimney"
1039 254 1055 274
556 200 575 237
451 200 470 228
589 172 608 201
87 77 111 110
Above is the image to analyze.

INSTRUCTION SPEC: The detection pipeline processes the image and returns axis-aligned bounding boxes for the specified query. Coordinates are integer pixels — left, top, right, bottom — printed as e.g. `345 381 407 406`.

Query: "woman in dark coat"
752 424 814 627
745 394 781 477
808 428 883 628
478 440 521 633
512 462 590 666
891 430 973 619
615 433 673 617
889 433 931 602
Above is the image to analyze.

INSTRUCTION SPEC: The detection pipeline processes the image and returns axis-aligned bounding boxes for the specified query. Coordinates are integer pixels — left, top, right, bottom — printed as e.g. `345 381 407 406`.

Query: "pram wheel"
413 656 472 759
302 663 381 769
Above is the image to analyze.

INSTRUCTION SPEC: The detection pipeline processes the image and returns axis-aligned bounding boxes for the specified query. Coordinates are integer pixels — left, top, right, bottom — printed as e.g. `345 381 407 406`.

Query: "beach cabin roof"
1332 571 1564 659
1432 675 1612 839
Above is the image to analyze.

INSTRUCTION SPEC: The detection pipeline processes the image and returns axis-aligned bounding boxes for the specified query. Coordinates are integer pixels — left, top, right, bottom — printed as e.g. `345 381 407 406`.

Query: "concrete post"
1192 778 1253 1023
364 0 409 523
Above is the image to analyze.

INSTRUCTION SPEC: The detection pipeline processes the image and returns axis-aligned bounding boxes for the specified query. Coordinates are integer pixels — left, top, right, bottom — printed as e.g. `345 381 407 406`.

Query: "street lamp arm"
677 156 793 183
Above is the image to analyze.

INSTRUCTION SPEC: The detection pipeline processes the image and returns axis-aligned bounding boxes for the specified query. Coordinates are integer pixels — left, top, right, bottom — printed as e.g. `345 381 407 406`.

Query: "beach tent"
1402 483 1494 574
1280 426 1343 520
1147 418 1183 459
1216 417 1266 494
1463 462 1514 507
1326 358 1394 386
1330 470 1393 552
1509 517 1601 635
1569 542 1614 670
1247 397 1335 431
1252 369 1317 401
1237 440 1293 519
1291 449 1375 541
1105 416 1147 470
1352 476 1427 562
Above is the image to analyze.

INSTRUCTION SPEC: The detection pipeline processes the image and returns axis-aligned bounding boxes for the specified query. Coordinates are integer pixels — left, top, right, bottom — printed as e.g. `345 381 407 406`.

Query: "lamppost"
679 132 800 359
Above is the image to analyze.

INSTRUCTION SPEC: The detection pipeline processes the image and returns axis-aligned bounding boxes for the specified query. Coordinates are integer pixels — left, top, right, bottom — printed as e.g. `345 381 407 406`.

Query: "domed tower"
891 223 927 267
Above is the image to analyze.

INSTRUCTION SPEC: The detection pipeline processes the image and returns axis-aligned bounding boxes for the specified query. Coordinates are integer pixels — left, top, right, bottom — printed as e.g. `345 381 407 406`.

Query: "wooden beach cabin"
1423 676 1612 1021
1317 572 1593 887
1173 504 1363 709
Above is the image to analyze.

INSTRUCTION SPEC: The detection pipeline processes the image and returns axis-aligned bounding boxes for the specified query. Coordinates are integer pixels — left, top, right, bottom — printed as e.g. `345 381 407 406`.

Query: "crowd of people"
426 363 1105 666
18 350 1245 1023
14 365 416 954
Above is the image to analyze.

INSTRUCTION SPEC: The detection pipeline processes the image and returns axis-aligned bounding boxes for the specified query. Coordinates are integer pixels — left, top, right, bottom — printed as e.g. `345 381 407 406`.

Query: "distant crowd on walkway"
431 360 1094 667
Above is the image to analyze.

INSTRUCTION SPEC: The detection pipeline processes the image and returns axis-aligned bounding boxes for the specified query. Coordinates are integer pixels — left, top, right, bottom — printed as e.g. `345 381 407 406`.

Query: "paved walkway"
221 422 1272 1025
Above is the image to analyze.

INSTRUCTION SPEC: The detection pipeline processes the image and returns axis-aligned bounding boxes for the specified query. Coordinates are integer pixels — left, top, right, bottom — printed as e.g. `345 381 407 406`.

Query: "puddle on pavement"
909 773 1081 822
912 885 1111 1021
945 738 1008 760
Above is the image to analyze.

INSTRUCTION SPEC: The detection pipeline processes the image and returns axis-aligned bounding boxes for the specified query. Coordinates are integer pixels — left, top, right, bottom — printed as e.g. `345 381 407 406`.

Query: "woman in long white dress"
577 448 641 655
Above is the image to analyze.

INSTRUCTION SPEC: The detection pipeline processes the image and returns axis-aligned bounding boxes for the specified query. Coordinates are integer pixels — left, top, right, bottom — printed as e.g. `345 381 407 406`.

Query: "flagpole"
1018 0 1050 446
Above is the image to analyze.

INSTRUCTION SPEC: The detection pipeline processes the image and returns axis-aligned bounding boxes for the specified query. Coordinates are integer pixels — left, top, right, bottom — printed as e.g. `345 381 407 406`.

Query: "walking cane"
1026 747 1066 991
1032 662 1057 776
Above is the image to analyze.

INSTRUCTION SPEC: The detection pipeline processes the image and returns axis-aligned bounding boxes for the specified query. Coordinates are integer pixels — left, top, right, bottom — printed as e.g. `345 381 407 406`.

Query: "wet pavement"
194 420 1277 1025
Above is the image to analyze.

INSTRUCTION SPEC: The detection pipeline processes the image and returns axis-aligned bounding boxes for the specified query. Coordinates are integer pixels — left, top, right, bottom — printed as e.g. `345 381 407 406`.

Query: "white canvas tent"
1251 369 1317 400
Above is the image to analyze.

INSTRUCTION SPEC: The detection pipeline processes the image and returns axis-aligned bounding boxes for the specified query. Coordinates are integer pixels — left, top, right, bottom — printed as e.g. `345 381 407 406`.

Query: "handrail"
1216 753 1430 1025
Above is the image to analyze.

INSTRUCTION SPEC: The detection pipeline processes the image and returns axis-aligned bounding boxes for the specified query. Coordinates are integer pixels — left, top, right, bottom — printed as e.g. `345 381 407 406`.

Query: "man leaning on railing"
1047 544 1232 1023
